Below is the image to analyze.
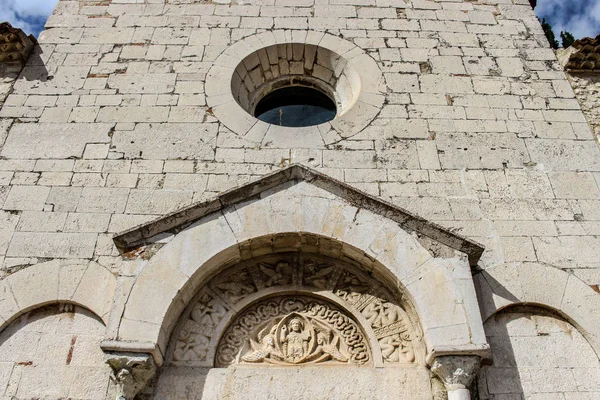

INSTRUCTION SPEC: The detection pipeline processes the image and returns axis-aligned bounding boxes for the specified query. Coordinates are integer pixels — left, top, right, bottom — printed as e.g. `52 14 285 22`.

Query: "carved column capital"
105 352 156 400
431 355 481 400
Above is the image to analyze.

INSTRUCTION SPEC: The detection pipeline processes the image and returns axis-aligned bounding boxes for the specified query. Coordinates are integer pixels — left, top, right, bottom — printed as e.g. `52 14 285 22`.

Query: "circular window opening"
231 43 361 129
254 85 337 127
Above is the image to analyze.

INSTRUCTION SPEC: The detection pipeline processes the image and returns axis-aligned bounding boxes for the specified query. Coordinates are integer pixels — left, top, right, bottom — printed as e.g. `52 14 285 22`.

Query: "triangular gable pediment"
114 164 484 266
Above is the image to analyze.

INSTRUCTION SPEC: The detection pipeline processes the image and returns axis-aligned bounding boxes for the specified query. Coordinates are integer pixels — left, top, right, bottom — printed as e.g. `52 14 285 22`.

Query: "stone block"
1 123 112 159
17 211 67 232
527 139 600 171
534 236 600 268
549 172 600 199
72 262 116 320
64 213 111 232
77 187 129 214
163 174 209 191
7 232 97 259
14 66 89 95
198 367 432 400
80 28 135 44
108 74 176 94
500 236 536 262
437 133 528 169
3 185 50 211
0 211 18 257
112 123 217 159
125 189 193 214
96 106 170 123
46 186 82 212
385 73 420 92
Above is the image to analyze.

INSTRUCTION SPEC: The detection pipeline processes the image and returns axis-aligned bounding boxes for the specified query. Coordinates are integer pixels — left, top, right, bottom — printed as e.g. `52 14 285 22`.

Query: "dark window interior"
254 86 336 127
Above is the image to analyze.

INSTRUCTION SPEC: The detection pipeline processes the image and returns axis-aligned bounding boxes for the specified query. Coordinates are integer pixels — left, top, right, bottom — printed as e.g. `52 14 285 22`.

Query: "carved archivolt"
168 254 422 368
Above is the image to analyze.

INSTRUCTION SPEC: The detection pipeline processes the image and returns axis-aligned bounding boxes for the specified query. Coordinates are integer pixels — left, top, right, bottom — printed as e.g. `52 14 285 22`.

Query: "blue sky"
0 0 599 41
0 0 59 38
536 0 600 40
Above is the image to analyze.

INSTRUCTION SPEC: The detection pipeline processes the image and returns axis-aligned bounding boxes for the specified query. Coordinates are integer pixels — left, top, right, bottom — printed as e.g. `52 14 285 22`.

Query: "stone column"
105 352 157 400
430 355 481 400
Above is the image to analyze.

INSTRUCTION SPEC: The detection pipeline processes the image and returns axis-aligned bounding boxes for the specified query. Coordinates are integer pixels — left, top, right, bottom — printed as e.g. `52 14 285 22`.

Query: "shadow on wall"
0 304 116 399
474 271 525 399
19 49 51 82
0 22 48 81
475 271 600 399
19 50 53 82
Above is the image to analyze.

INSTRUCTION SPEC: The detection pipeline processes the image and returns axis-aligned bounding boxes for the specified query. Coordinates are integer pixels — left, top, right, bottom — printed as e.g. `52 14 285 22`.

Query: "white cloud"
535 0 600 40
0 0 59 36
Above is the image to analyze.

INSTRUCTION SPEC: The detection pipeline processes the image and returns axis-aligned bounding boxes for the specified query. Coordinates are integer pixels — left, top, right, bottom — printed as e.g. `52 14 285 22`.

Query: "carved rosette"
172 291 228 362
168 254 422 367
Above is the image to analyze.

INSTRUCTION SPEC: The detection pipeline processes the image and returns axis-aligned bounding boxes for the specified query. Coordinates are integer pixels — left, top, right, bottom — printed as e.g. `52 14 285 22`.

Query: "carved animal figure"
260 262 293 286
304 261 335 289
216 271 255 301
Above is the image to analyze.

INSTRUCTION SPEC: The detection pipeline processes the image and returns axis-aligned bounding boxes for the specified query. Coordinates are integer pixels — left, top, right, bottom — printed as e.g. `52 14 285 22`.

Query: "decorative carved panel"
168 253 422 367
172 291 227 362
216 296 370 367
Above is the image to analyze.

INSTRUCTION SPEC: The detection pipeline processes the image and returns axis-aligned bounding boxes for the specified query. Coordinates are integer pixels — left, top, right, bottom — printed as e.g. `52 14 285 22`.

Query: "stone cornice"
113 164 485 266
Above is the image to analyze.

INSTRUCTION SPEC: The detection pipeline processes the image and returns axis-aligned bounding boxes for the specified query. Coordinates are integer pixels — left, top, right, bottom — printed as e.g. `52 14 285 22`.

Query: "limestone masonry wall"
567 74 600 145
0 0 599 399
0 0 597 283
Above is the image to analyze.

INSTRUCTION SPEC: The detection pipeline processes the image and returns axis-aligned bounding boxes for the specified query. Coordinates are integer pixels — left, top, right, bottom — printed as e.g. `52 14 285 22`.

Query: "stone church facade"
0 0 599 399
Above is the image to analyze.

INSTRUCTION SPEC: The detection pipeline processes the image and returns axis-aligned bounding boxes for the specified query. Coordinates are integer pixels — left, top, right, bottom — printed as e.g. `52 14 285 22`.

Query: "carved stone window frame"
205 30 385 148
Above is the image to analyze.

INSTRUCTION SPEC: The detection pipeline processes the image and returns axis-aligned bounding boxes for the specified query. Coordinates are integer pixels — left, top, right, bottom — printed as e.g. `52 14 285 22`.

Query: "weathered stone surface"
156 367 433 400
1 123 112 159
0 1 599 400
0 306 114 399
526 139 600 171
479 309 600 399
111 123 217 160
7 232 97 258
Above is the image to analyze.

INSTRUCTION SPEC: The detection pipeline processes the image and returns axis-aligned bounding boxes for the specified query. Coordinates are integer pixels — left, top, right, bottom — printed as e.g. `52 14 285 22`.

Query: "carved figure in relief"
259 261 293 287
281 317 311 361
171 257 421 367
339 272 371 294
379 332 415 363
216 297 367 366
190 293 227 328
216 270 255 302
362 300 400 328
303 260 336 289
315 326 348 362
173 323 211 361
242 326 284 363
335 271 372 305
172 293 230 362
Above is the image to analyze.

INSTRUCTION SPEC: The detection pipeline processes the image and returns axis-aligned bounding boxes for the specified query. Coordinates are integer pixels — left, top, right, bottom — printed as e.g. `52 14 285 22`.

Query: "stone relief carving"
169 254 421 367
172 291 228 362
302 259 339 290
212 268 257 303
216 297 368 367
257 261 294 287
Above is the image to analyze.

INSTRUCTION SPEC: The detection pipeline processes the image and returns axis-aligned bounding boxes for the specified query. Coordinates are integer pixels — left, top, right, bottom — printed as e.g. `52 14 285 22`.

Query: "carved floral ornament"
167 254 424 368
